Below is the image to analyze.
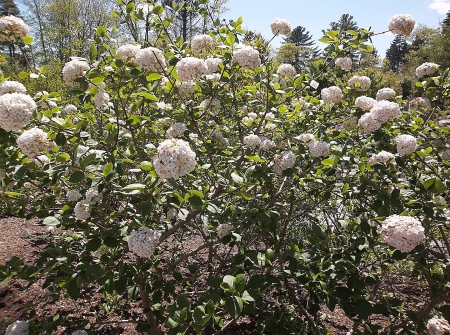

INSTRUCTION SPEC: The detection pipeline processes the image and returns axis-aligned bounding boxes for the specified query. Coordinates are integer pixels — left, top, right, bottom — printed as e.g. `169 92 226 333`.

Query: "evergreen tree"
0 0 21 16
324 14 360 61
442 10 450 28
282 25 319 57
385 35 408 73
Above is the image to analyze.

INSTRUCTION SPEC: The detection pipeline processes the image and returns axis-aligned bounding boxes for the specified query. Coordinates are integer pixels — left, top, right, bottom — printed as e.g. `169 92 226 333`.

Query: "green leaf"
152 5 164 15
43 216 60 226
165 317 178 328
223 275 235 290
66 280 80 300
104 236 119 248
103 162 113 176
358 44 374 52
235 273 246 293
122 183 146 190
69 171 85 183
242 290 255 302
22 36 34 44
318 37 333 44
90 43 97 61
245 155 266 163
146 73 162 81
86 237 102 252
139 92 158 101
18 71 29 79
225 296 243 319
126 2 135 13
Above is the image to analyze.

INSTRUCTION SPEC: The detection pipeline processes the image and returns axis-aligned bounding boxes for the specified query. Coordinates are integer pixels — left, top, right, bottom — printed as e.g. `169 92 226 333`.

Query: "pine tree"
0 0 21 17
385 35 408 73
282 25 319 57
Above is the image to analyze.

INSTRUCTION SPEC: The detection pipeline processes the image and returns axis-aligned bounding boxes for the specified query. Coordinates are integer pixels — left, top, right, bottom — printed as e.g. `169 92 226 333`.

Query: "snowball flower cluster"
217 223 233 239
67 189 82 202
64 104 78 114
116 44 141 62
0 81 27 95
153 139 197 179
166 122 187 138
277 64 296 78
388 14 415 36
128 227 160 258
205 57 222 74
16 128 52 157
74 200 91 221
370 100 401 124
348 75 371 91
0 15 29 41
5 320 29 335
191 34 214 53
394 134 418 155
135 47 166 72
273 151 296 175
86 187 102 203
0 93 36 131
415 62 439 78
62 59 90 85
200 98 221 114
270 18 292 36
309 141 330 158
368 150 395 166
211 130 229 148
94 92 110 110
321 86 343 104
243 134 261 149
376 87 396 101
296 133 315 143
177 57 207 82
427 316 450 335
176 81 196 97
358 112 381 134
381 215 424 253
232 45 261 70
409 97 431 111
259 137 275 150
335 57 352 71
355 96 376 111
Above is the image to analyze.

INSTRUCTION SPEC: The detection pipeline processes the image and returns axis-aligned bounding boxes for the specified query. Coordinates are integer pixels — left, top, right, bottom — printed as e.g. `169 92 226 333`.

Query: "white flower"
0 16 29 41
296 133 314 143
394 134 417 155
368 150 395 166
200 98 221 114
409 97 431 111
167 208 177 221
427 316 450 335
355 96 376 111
64 104 78 114
247 112 258 119
135 47 166 72
259 137 275 150
191 34 214 53
370 100 401 124
335 57 352 71
0 93 36 132
232 45 261 70
292 98 310 110
74 200 91 221
270 18 292 36
211 130 229 148
156 102 172 110
273 151 296 175
376 87 396 101
204 57 222 74
321 86 343 104
94 92 110 110
277 64 296 78
309 141 330 157
243 134 261 149
415 62 439 78
5 320 29 335
348 75 371 91
0 81 27 95
388 14 415 36
17 128 52 157
176 57 207 82
86 187 102 203
128 227 160 257
265 112 275 120
62 59 89 85
116 44 141 62
358 112 381 134
381 215 424 253
310 80 319 89
153 139 196 179
217 223 233 239
176 81 196 97
67 189 82 202
166 122 187 138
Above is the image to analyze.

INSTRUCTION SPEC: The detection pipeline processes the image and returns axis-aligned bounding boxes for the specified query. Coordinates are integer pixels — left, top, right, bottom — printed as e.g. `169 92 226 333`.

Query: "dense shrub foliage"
1 1 450 334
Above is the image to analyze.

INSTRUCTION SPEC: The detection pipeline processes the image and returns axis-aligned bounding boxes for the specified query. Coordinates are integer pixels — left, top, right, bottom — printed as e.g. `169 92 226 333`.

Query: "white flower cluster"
270 18 292 36
427 316 450 335
370 100 401 124
74 200 91 221
259 136 275 151
0 15 29 41
153 139 196 179
368 150 395 166
176 81 196 97
232 45 261 70
273 151 295 175
388 14 415 36
17 128 52 157
335 57 352 71
339 116 358 131
358 112 381 134
191 34 214 53
376 87 396 101
217 223 233 239
415 62 439 78
381 215 425 253
72 331 88 335
200 98 221 114
355 96 376 111
277 63 296 78
243 134 261 149
395 134 418 155
177 57 207 82
86 187 102 203
62 59 90 85
0 81 27 95
116 44 141 62
94 92 110 110
348 75 371 91
309 141 330 157
5 320 29 335
166 122 187 138
409 97 431 111
0 93 36 132
205 57 222 74
321 86 343 104
128 227 160 257
67 189 82 202
292 98 310 110
64 104 77 114
211 130 229 148
296 133 315 143
135 47 166 72
442 149 450 161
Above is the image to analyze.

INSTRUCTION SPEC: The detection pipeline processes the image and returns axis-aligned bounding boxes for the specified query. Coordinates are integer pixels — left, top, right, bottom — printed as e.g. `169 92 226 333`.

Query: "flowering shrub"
0 1 450 334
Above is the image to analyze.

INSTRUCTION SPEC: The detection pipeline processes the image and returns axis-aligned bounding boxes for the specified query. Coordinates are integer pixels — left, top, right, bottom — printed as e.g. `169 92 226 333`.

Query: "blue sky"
222 0 450 58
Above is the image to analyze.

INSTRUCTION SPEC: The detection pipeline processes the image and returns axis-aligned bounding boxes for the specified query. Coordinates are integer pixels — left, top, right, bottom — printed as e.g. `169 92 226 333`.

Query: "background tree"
385 35 408 73
325 14 360 61
0 0 21 16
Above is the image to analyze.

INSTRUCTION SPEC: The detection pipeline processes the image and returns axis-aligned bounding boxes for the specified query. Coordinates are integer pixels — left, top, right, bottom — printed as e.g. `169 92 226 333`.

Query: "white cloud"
429 0 450 14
